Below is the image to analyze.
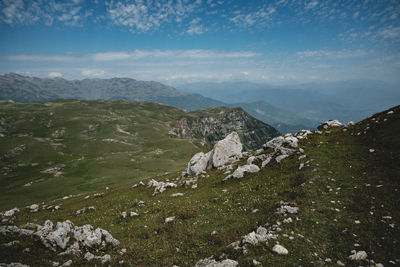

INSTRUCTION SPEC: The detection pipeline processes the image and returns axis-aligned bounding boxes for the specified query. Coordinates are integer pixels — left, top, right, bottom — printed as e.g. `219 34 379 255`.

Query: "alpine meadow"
0 1 399 266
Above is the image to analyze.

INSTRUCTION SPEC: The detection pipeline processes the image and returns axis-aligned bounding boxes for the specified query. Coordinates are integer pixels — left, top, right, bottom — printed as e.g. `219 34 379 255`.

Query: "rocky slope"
169 107 279 151
0 104 398 266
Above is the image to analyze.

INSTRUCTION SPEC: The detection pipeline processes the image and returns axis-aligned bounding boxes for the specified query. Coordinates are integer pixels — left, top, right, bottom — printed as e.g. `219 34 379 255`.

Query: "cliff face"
169 107 280 151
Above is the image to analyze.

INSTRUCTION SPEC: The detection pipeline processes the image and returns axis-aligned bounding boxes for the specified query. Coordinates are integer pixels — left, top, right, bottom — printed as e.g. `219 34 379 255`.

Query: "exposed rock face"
194 258 239 267
170 107 279 151
186 151 211 175
186 132 243 176
209 132 243 168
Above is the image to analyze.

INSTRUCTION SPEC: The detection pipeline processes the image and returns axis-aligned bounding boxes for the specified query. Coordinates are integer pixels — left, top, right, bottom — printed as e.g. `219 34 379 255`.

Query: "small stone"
62 260 72 266
337 260 345 266
272 244 288 255
165 216 175 223
349 250 368 261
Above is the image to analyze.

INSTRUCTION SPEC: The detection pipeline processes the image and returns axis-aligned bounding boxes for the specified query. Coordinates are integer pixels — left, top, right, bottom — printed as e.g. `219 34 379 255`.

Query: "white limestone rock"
29 204 39 212
272 244 288 255
165 216 175 223
247 156 256 165
349 250 368 261
194 258 239 267
243 226 276 245
3 208 19 217
84 251 95 261
208 132 243 168
223 164 260 181
186 151 211 175
0 263 29 267
147 179 177 195
171 193 184 197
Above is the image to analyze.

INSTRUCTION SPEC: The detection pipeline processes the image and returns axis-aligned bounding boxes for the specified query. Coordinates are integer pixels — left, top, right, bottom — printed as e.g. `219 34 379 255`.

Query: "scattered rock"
272 244 288 255
61 260 72 266
243 226 276 245
349 250 368 261
129 212 139 217
318 120 343 130
223 164 260 181
165 216 175 223
3 207 19 217
147 179 177 195
194 258 238 267
84 252 95 261
76 206 95 215
171 193 184 197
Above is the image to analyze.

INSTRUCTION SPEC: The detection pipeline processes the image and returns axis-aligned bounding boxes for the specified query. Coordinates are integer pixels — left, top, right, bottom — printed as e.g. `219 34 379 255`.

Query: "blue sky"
0 0 399 85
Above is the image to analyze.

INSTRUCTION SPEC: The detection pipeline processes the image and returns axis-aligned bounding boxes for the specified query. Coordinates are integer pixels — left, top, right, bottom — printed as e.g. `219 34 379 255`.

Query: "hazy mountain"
176 80 400 123
0 73 317 133
227 101 318 134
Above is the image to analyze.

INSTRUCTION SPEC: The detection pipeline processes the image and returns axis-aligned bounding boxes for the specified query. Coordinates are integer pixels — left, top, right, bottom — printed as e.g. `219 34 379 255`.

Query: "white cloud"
4 54 81 62
186 25 205 35
107 0 202 33
377 26 400 39
296 49 367 59
49 72 62 77
81 69 105 77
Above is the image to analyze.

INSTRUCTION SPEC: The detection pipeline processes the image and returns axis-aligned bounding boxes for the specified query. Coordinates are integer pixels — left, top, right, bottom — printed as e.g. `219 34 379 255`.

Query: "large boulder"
208 132 242 168
186 151 211 175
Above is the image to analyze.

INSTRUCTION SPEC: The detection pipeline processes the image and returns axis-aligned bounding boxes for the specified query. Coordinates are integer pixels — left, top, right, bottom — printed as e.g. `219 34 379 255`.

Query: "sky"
0 0 399 85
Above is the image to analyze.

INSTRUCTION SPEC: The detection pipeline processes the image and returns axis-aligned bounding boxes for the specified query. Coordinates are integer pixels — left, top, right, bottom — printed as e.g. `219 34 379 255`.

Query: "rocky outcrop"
209 132 243 168
170 107 279 151
186 151 211 175
34 220 120 251
186 132 243 176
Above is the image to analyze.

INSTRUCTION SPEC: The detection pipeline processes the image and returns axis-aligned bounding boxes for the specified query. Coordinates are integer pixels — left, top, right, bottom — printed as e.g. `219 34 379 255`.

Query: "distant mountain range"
0 73 318 133
2 73 397 134
177 80 400 125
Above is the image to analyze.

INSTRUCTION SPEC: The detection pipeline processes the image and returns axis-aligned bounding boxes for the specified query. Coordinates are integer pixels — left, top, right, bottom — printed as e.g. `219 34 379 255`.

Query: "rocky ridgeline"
169 107 279 151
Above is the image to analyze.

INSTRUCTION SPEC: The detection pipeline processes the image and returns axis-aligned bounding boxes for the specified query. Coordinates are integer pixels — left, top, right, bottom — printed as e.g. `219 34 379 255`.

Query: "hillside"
0 104 399 266
0 99 277 209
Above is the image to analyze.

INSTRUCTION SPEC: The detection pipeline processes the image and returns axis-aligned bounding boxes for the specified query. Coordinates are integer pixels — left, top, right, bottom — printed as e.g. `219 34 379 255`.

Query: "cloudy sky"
0 0 399 85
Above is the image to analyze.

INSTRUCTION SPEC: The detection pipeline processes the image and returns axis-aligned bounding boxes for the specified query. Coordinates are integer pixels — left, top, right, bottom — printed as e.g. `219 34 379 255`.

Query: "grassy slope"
0 105 399 266
0 100 210 210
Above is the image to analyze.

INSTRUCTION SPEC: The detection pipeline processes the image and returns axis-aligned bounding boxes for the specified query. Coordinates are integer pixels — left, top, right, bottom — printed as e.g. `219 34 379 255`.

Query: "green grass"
0 104 399 266
0 100 206 209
